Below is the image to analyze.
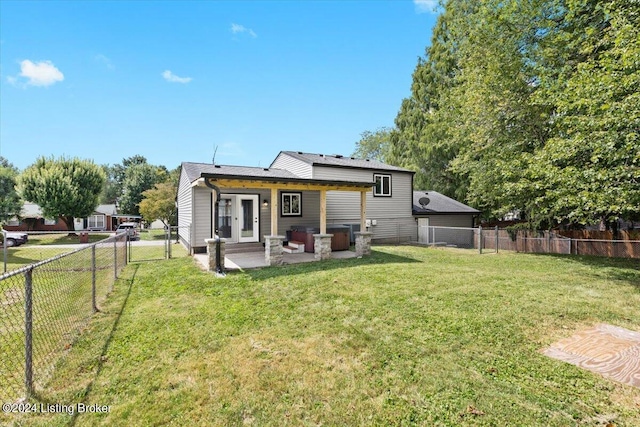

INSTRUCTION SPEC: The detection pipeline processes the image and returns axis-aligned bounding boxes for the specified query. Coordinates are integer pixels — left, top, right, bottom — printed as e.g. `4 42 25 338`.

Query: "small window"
281 192 302 216
373 174 392 197
44 218 57 226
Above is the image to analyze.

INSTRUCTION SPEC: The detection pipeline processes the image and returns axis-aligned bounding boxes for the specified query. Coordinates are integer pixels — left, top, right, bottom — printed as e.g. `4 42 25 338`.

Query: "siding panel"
177 169 194 248
271 153 312 178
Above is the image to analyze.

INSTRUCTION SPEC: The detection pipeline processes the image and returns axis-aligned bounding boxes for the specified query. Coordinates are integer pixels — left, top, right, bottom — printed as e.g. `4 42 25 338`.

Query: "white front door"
237 195 259 243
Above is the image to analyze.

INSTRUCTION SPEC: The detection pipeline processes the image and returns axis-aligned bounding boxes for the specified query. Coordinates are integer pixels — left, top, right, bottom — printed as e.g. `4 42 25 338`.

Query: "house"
3 203 67 231
412 191 480 246
4 203 121 232
178 151 481 265
74 204 118 231
178 151 416 261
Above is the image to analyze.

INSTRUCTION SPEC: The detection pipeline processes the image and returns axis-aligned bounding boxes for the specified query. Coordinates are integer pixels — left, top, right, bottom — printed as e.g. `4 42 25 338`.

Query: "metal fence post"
3 229 7 273
168 227 172 259
478 226 483 254
495 226 499 254
25 267 33 397
114 237 118 280
92 244 97 312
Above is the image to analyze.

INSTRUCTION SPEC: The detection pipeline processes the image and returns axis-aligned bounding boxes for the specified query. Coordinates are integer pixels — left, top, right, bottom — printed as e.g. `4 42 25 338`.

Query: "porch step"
283 241 305 254
288 240 305 250
225 242 264 254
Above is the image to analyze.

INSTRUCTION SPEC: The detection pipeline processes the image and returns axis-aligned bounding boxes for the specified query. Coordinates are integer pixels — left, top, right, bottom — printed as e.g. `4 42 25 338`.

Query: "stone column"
265 235 285 266
205 237 226 272
354 231 373 257
313 233 333 261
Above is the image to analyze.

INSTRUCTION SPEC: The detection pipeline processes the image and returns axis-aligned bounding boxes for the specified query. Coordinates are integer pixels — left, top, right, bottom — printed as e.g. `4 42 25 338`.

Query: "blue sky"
0 1 439 171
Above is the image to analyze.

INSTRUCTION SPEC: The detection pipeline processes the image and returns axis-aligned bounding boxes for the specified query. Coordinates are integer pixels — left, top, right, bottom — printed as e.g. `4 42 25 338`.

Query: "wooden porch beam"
360 190 367 232
270 187 278 236
205 178 371 192
320 190 327 234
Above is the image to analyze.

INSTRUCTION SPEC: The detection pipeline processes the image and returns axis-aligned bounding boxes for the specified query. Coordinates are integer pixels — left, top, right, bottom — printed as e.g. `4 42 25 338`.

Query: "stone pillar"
205 237 226 272
313 234 333 261
265 235 285 266
355 231 373 257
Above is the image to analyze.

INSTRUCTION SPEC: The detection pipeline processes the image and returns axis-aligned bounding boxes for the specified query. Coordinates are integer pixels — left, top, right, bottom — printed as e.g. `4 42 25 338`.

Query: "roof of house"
181 162 303 183
412 191 480 215
274 151 413 173
19 202 118 218
181 161 375 189
21 203 43 218
95 204 117 216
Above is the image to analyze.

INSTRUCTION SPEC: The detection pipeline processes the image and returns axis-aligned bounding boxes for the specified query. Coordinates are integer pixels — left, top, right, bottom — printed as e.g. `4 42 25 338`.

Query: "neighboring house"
4 203 120 232
412 191 480 246
3 203 67 231
178 150 419 256
73 204 118 231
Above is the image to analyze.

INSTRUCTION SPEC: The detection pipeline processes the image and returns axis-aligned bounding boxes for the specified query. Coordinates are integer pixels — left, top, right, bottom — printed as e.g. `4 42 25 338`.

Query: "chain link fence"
0 233 127 403
423 226 640 259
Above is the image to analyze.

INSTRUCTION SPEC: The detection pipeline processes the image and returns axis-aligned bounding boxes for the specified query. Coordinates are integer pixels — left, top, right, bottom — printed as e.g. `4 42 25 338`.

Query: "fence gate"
127 227 171 262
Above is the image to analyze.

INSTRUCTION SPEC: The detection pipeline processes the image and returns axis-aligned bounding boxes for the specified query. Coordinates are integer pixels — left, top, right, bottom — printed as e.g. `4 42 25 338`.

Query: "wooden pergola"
201 176 374 236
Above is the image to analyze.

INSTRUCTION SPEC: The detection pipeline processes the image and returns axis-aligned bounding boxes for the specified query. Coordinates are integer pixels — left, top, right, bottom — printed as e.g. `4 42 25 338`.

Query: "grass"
25 234 111 246
3 246 639 426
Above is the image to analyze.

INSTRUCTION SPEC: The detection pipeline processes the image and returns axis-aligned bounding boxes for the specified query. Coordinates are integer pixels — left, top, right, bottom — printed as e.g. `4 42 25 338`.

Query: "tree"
18 157 105 232
139 182 177 227
352 127 394 162
0 157 22 225
119 162 167 216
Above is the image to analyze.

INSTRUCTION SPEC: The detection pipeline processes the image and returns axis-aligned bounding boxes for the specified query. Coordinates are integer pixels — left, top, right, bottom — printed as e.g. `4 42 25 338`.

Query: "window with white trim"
88 215 105 229
373 174 392 197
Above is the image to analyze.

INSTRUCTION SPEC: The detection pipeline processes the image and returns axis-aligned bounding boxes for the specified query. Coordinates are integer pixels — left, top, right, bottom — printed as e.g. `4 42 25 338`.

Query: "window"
88 215 105 229
44 218 57 226
281 192 302 216
373 174 392 197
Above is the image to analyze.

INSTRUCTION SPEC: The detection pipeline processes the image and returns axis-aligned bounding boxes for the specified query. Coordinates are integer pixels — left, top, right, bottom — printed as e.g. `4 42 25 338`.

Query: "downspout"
203 178 225 276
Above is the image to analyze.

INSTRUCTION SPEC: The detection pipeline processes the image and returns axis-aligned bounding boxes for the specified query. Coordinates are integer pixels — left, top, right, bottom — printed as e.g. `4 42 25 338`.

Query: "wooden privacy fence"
481 229 640 258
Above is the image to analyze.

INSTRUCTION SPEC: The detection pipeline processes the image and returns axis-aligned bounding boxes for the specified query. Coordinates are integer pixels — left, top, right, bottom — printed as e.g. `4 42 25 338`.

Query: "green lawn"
4 246 639 426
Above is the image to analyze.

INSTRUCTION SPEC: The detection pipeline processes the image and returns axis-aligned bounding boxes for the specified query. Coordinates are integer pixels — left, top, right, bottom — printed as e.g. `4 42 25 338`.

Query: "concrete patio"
194 248 358 272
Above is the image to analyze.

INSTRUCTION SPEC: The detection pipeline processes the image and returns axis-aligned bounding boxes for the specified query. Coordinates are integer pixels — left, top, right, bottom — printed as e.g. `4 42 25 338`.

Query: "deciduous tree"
18 157 105 232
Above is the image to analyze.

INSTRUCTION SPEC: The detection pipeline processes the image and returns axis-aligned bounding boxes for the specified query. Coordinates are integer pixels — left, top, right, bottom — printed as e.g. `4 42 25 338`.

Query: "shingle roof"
275 151 413 173
413 191 480 215
181 162 300 182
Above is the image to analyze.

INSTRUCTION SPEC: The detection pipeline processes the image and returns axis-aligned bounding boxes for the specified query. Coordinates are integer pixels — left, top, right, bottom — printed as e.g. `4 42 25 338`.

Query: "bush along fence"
0 233 127 403
424 226 640 259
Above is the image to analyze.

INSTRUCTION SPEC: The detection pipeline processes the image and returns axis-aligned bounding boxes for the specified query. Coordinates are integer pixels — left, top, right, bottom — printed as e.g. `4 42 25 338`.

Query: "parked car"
115 222 140 240
1 231 28 247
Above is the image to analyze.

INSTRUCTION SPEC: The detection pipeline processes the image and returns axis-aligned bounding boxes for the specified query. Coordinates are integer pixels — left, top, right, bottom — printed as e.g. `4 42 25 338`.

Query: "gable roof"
181 162 300 183
274 151 413 173
413 191 480 215
181 161 374 189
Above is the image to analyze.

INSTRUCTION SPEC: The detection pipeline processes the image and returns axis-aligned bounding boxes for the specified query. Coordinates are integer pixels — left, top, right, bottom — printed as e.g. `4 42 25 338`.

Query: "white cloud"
414 0 439 14
94 54 114 70
162 70 193 84
18 60 64 86
230 23 257 38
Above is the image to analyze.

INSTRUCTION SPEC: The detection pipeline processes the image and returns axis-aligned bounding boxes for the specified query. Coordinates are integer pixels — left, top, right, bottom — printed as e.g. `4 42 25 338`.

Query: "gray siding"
271 153 313 178
193 187 213 249
177 169 194 248
316 166 414 242
424 215 475 228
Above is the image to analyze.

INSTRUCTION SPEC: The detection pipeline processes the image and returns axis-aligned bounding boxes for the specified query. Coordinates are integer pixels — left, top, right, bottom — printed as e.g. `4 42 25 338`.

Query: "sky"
0 0 439 171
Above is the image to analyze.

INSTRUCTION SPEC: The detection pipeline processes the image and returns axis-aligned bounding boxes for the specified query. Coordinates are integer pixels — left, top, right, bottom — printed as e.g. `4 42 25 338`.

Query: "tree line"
1 155 178 231
355 0 639 230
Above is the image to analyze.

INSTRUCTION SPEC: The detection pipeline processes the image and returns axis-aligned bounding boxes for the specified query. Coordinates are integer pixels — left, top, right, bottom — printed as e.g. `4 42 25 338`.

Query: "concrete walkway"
194 249 358 271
